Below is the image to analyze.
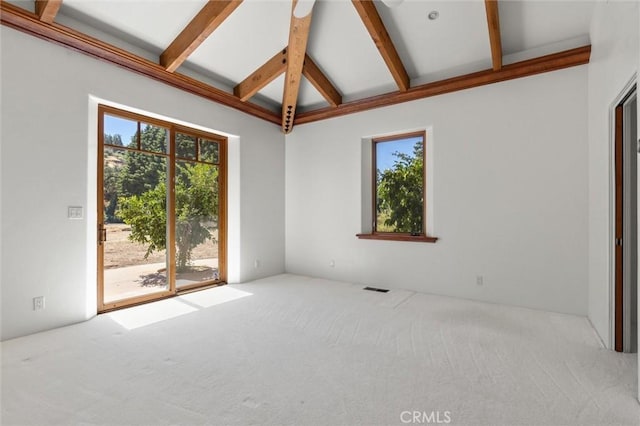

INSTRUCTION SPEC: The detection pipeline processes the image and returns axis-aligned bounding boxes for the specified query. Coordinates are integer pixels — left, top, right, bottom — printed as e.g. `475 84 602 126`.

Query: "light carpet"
1 274 639 425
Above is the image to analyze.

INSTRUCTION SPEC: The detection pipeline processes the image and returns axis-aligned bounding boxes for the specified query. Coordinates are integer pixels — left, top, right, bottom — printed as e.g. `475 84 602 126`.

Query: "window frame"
357 130 437 243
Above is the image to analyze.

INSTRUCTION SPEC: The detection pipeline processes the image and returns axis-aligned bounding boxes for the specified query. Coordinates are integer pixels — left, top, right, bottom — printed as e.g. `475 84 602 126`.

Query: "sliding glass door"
97 106 226 312
174 132 224 290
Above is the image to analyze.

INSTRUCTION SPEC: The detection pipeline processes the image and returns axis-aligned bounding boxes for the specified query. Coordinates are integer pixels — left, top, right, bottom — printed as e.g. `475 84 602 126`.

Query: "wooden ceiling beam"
35 0 62 24
351 0 409 92
0 2 280 124
296 45 591 125
303 54 342 107
1 2 591 132
233 47 342 108
234 48 288 101
282 0 314 134
160 0 243 73
484 0 502 71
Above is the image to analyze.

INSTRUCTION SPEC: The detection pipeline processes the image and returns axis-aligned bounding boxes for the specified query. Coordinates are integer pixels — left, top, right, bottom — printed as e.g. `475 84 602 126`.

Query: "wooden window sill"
356 233 438 243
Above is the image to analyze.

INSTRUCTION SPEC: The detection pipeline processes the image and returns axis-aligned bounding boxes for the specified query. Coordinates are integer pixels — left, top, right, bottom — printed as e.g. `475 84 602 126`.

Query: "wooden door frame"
613 83 637 352
97 104 227 313
614 102 624 352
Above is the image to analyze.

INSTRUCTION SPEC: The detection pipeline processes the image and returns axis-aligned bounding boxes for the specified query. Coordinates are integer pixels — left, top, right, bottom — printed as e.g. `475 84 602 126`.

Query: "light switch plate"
68 206 83 219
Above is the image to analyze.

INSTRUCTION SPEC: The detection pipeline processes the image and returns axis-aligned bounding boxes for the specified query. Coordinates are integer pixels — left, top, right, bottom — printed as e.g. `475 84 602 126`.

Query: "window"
357 131 437 242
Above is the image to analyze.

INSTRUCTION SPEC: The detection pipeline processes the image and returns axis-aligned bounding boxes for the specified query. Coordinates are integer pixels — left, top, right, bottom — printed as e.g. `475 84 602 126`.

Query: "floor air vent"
363 286 389 293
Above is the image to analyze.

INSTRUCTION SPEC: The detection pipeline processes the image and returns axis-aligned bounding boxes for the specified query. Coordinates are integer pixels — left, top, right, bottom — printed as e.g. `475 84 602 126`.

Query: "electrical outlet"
476 276 484 286
329 259 335 268
33 296 45 311
253 259 260 269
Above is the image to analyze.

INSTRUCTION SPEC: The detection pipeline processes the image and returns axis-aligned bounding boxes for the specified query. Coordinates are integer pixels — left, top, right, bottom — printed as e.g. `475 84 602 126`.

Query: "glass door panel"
101 147 170 305
175 160 219 288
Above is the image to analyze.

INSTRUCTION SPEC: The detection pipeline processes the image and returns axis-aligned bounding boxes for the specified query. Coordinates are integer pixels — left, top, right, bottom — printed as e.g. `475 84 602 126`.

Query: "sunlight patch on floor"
106 285 253 330
107 298 198 330
180 286 252 308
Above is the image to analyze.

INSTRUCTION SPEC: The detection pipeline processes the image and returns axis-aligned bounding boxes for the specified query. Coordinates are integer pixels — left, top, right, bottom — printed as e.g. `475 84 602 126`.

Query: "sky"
376 135 422 171
104 114 138 144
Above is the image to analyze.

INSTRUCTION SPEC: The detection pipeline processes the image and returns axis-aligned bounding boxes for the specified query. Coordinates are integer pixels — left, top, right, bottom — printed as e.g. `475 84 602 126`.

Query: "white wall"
0 27 285 340
286 66 589 315
587 0 639 348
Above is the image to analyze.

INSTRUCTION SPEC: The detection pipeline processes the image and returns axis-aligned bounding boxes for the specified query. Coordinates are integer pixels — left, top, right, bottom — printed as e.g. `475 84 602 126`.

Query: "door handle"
98 225 107 245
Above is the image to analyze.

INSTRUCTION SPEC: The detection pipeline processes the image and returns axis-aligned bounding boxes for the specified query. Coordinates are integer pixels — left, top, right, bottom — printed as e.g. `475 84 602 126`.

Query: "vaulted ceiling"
1 0 594 133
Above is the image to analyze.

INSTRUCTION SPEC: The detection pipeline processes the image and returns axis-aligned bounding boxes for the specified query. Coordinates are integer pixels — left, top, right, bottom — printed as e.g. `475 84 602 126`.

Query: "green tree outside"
376 139 424 233
118 125 167 198
116 163 218 272
106 124 218 272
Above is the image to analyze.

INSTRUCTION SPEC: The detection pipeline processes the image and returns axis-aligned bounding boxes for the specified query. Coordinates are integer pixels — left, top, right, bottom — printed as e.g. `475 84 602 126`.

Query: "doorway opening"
97 105 227 312
614 84 637 353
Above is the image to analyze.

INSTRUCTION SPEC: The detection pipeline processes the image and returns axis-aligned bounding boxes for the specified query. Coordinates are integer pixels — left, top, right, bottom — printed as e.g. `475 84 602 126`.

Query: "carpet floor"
2 274 639 425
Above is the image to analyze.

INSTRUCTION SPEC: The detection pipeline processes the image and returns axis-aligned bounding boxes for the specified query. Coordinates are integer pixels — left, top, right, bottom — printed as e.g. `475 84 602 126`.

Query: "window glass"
199 139 219 164
140 123 169 154
375 134 424 234
176 133 197 159
104 114 138 148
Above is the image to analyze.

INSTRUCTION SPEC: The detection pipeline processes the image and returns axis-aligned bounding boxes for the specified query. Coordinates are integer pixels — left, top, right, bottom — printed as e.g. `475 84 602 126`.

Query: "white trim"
608 73 638 350
91 96 239 139
86 96 99 320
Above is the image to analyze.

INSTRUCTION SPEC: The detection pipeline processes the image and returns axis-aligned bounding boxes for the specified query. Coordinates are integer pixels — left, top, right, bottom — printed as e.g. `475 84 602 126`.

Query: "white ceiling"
306 0 398 103
379 1 493 82
10 0 596 111
187 1 291 87
63 0 207 51
499 1 594 55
